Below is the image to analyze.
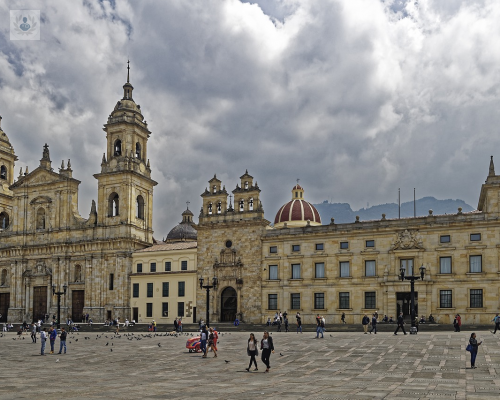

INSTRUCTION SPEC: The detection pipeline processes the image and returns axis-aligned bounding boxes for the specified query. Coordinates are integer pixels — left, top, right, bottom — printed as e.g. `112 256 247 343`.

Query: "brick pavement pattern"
1 330 499 399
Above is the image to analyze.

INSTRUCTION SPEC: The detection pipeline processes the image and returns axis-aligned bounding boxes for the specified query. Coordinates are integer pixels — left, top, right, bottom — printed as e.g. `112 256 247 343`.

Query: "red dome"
274 199 321 226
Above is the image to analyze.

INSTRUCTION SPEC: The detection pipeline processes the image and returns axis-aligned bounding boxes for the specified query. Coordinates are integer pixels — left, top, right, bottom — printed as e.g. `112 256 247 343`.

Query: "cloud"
1 0 499 238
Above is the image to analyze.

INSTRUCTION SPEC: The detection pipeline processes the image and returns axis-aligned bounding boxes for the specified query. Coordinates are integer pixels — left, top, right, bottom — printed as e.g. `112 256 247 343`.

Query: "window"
208 203 213 215
365 240 375 248
165 262 171 272
249 198 254 210
364 292 376 309
109 273 114 290
365 260 376 277
340 241 349 249
339 292 350 309
340 261 350 277
0 212 9 229
470 289 483 308
239 199 244 211
440 235 450 243
137 263 143 273
217 202 222 214
132 283 139 298
146 303 152 318
150 262 156 273
114 139 122 156
162 282 169 297
162 302 168 317
178 281 185 297
400 259 414 276
291 293 300 309
315 243 324 251
178 302 185 317
314 293 325 309
269 246 278 254
469 255 482 273
439 257 452 274
0 165 6 180
108 193 119 217
470 233 481 241
136 195 144 220
36 207 46 229
291 264 301 279
292 245 300 252
74 265 82 282
269 265 278 280
440 290 452 308
315 263 325 278
268 294 278 310
135 142 141 159
147 283 153 298
181 261 188 271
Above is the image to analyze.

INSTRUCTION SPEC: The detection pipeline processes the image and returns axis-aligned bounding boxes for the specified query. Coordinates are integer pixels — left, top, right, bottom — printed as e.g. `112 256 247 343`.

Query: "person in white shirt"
40 328 47 355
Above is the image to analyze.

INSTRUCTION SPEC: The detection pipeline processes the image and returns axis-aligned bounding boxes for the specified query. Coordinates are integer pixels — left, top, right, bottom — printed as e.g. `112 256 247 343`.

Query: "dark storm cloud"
1 0 500 237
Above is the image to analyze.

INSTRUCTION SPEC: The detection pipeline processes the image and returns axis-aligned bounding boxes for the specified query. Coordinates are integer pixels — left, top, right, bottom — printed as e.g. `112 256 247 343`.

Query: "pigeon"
225 360 230 363
112 343 113 346
56 359 59 363
75 339 78 342
158 343 161 347
110 348 113 352
280 353 284 356
105 343 109 346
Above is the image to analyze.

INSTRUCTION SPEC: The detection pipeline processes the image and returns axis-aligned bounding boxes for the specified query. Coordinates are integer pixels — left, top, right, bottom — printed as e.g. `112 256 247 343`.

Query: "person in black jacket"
394 312 407 335
362 314 370 334
246 333 258 372
58 327 67 354
469 332 482 368
260 331 275 373
370 314 377 334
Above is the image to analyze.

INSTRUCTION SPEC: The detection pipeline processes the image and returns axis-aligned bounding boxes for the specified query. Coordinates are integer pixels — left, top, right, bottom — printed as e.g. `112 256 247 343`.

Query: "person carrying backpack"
492 313 500 334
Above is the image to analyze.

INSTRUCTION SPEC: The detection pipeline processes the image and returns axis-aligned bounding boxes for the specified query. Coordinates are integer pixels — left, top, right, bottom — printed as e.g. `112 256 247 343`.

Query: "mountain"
313 197 474 224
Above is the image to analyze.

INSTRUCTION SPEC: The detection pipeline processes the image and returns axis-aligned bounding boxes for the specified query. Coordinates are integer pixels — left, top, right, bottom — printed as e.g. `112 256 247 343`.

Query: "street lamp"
399 264 426 334
52 284 67 329
199 276 218 328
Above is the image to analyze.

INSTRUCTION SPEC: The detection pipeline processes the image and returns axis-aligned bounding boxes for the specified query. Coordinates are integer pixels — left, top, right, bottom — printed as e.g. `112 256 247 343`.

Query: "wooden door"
33 287 47 321
0 293 9 322
72 290 84 322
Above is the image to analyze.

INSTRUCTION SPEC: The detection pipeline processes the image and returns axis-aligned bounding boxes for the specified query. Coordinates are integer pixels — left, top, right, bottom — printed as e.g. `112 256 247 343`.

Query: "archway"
220 287 237 322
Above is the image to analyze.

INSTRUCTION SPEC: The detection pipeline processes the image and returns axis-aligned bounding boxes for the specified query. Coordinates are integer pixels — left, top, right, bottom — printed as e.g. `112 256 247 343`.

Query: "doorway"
72 290 84 322
132 307 138 323
0 293 9 322
33 287 47 322
221 287 237 322
396 292 418 319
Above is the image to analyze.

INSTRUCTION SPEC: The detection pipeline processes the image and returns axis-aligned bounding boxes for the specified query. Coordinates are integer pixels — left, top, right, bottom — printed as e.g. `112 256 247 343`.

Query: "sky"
1 0 500 238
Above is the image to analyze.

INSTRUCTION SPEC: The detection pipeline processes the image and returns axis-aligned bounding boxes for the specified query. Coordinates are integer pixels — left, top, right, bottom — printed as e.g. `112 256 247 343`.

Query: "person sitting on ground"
267 318 271 326
234 317 240 326
389 316 394 323
382 315 389 323
419 315 426 323
428 314 435 323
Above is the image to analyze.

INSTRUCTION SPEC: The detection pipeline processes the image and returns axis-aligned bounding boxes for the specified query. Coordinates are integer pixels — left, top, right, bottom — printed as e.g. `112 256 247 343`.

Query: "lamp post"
199 276 218 328
399 264 426 334
52 284 67 330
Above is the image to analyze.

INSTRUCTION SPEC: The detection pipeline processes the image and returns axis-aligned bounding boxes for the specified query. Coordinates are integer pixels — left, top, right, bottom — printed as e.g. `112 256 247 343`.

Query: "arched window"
114 139 122 156
0 269 6 286
0 165 6 180
249 198 254 211
217 202 222 214
74 265 82 282
135 143 141 159
213 185 217 194
109 193 119 217
239 199 244 212
244 181 249 189
136 195 145 220
208 203 213 215
36 208 46 230
0 212 9 229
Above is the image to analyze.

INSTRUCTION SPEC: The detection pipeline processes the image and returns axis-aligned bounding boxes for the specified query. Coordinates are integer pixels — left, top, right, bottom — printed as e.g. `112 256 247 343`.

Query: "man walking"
394 312 407 335
40 328 47 355
296 312 302 333
492 313 500 334
49 327 57 354
315 314 322 338
58 327 67 354
362 314 370 334
31 323 37 343
370 313 377 334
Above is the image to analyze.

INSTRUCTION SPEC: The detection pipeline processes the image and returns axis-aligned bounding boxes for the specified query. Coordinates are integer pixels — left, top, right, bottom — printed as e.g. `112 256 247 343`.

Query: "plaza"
1 328 500 399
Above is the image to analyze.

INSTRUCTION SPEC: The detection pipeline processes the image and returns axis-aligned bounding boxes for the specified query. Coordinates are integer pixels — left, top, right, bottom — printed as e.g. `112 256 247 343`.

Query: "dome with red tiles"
274 184 322 228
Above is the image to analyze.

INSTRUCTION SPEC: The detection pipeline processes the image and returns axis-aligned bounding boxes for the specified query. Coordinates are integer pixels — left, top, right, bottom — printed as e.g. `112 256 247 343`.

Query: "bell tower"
93 61 157 242
0 116 17 230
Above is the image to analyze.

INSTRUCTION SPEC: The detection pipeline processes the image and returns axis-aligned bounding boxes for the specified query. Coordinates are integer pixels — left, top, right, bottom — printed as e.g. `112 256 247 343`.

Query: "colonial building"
0 66 156 323
197 161 500 325
131 208 198 324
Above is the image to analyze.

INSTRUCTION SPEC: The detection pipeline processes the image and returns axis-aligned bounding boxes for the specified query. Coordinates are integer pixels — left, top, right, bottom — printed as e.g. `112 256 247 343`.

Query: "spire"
489 156 495 177
122 60 134 100
127 59 130 83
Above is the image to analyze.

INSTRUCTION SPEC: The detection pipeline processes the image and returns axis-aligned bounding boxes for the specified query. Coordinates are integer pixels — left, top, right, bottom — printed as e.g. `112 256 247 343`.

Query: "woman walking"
208 327 217 357
245 333 258 372
469 332 482 369
260 331 275 373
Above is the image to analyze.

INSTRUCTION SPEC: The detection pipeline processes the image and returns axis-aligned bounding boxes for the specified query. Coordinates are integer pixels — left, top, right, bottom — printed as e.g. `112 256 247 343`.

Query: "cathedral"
0 66 156 323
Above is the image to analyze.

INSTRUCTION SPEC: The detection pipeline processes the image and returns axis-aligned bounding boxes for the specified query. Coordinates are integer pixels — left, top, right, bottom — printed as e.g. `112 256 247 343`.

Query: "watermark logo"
10 10 40 41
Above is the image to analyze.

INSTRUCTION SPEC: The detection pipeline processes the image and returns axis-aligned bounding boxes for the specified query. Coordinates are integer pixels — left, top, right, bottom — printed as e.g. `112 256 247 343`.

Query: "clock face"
225 240 232 248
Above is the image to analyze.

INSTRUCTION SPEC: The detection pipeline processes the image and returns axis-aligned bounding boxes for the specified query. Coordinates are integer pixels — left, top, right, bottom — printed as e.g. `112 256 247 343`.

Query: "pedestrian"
370 313 377 334
296 313 302 333
152 320 157 332
284 317 289 332
213 328 218 351
453 315 458 332
40 328 47 355
362 314 370 334
492 313 500 334
49 327 57 353
277 318 282 332
31 323 37 343
245 333 259 372
58 327 67 354
456 314 462 332
279 311 283 323
115 318 120 334
394 312 407 335
341 312 346 324
260 331 275 373
178 318 183 332
174 318 179 333
200 325 208 358
208 327 217 358
315 314 322 338
469 332 482 368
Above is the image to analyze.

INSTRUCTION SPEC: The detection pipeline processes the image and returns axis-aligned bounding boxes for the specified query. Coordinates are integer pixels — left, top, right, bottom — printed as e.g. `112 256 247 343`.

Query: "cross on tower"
296 178 300 185
229 194 233 206
186 201 190 210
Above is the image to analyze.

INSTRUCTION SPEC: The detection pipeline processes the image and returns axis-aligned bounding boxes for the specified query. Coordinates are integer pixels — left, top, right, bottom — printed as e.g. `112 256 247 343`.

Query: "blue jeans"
59 340 66 354
41 339 46 355
50 340 55 352
471 350 478 367
200 339 207 355
316 327 324 338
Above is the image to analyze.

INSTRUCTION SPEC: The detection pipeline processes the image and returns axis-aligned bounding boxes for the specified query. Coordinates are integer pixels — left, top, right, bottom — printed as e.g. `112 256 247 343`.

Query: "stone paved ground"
1 329 500 399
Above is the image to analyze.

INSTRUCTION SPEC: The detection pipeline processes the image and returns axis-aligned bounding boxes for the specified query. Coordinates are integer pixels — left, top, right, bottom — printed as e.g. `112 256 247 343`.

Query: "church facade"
197 161 500 325
0 69 156 323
